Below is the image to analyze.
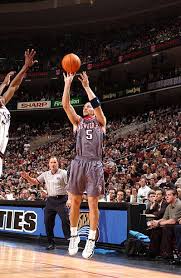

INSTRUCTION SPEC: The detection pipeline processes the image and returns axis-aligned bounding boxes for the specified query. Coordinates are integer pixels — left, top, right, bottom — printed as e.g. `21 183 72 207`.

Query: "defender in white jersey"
62 72 106 259
0 49 37 177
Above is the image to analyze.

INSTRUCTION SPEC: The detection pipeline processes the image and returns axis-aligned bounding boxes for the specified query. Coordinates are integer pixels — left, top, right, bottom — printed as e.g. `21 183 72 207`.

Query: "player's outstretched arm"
78 72 106 128
62 73 81 126
0 71 16 96
2 49 37 105
21 171 39 186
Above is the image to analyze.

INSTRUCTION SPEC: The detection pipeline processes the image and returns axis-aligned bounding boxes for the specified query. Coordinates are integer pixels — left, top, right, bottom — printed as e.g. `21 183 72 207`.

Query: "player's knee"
88 198 99 211
71 196 82 207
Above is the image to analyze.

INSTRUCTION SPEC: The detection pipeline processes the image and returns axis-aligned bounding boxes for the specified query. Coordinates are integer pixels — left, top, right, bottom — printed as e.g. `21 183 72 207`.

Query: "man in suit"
146 189 168 219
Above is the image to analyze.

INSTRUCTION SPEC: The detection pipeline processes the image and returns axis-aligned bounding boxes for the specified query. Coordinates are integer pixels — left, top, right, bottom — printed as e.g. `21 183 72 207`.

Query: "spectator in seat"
160 175 174 189
146 189 167 219
19 188 30 200
175 177 181 187
171 171 179 185
130 187 138 203
116 190 125 203
125 188 131 202
144 168 153 180
28 191 37 201
137 177 151 203
39 189 47 200
5 189 15 200
156 168 167 187
148 189 181 260
148 177 156 189
177 187 181 201
107 188 117 202
145 190 156 211
0 193 5 200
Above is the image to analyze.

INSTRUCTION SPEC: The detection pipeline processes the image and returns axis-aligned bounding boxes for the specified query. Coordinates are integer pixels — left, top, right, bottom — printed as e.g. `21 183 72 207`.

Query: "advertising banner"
77 209 127 244
0 206 127 244
0 207 43 235
17 101 51 110
52 98 82 108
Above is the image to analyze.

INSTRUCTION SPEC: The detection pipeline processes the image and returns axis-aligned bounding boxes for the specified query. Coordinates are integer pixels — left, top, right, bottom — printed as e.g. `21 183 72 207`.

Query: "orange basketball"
61 53 81 73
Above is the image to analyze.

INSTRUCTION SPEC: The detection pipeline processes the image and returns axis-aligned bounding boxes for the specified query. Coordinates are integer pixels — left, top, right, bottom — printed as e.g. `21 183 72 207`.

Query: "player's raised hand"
78 71 89 88
24 49 38 69
3 71 16 87
63 72 75 86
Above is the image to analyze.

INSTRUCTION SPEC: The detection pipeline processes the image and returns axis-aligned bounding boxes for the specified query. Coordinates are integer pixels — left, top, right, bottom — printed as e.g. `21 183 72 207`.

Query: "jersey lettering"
86 129 93 140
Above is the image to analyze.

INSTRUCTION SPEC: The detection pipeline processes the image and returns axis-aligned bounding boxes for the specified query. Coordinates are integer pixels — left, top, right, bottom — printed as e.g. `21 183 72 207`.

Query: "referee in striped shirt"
21 156 70 250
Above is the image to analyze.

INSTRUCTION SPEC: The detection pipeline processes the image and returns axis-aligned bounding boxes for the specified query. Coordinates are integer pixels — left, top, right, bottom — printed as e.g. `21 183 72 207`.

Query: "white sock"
71 227 78 237
88 229 96 240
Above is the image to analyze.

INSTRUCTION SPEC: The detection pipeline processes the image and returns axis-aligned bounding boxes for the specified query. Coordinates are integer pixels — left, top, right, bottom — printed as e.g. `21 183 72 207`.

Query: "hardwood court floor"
0 240 181 278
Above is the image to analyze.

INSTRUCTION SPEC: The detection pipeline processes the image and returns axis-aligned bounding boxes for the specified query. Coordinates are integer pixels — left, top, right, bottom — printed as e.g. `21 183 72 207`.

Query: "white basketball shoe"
68 235 80 256
82 239 95 259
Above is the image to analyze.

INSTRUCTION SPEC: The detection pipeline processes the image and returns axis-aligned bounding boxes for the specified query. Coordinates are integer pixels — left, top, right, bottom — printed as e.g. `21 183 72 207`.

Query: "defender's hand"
24 49 38 69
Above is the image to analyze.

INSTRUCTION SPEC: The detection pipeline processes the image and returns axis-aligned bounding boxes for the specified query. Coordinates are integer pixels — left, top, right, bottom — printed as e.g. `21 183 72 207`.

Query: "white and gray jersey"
37 169 67 196
75 117 104 160
0 104 10 154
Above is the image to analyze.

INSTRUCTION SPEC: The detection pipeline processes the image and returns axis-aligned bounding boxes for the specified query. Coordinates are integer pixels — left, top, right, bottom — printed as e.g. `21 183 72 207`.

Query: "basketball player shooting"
0 49 37 177
62 71 106 259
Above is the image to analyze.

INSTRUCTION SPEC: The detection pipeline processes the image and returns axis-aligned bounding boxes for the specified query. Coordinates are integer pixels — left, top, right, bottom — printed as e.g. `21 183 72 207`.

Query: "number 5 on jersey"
86 129 93 140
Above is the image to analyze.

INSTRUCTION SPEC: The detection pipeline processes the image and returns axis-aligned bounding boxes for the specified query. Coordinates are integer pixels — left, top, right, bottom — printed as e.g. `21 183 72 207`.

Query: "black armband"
90 97 101 109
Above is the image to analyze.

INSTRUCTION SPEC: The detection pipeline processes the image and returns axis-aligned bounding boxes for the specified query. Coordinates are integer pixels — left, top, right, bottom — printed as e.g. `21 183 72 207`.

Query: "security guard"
21 156 70 250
